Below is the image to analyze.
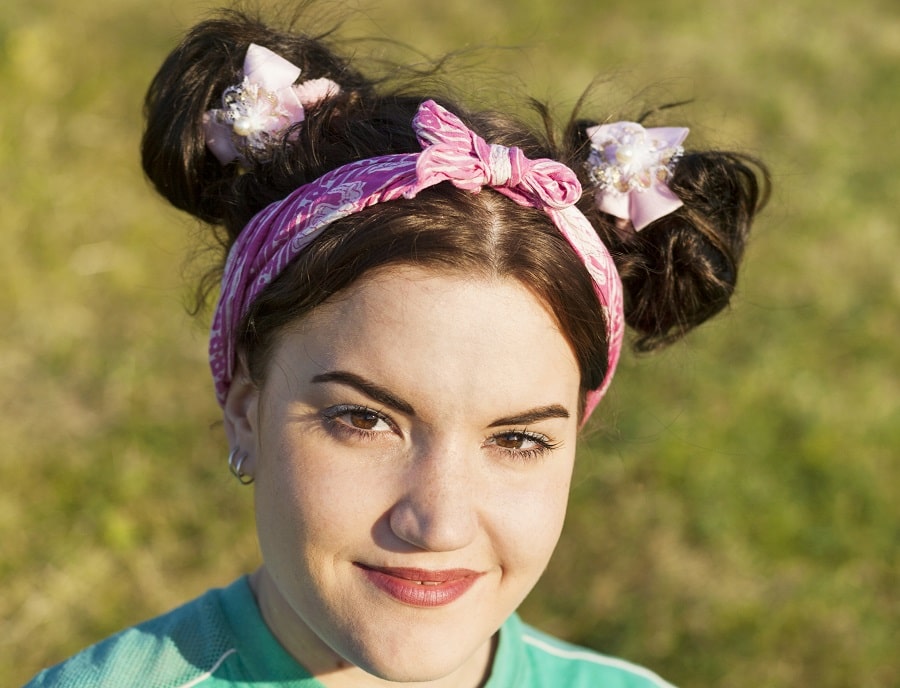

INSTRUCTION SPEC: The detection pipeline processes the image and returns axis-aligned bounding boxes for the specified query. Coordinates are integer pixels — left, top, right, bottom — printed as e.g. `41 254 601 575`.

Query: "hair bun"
141 11 369 229
603 150 769 351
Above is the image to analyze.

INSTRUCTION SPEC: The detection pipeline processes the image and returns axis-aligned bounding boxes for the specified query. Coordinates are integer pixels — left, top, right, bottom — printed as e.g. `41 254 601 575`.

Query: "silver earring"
228 446 254 485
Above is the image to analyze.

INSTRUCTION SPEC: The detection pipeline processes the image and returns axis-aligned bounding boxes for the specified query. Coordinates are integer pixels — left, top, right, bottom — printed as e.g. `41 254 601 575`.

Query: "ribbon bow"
203 43 340 165
586 122 689 231
409 101 582 210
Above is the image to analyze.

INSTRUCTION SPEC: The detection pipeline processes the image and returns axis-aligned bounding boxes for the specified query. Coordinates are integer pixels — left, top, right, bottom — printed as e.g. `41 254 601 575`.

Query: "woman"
26 9 767 687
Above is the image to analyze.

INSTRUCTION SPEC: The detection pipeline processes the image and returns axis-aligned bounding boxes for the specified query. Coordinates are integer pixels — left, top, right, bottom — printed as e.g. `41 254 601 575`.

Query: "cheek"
254 434 392 555
493 461 574 572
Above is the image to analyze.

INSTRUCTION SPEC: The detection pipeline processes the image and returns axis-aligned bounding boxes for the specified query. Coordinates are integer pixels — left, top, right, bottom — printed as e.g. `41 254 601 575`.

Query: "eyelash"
484 430 562 463
321 404 396 441
321 405 561 461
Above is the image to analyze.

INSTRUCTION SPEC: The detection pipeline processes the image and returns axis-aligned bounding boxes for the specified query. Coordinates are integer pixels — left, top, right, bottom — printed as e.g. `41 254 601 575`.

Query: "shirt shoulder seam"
171 648 237 688
521 633 674 687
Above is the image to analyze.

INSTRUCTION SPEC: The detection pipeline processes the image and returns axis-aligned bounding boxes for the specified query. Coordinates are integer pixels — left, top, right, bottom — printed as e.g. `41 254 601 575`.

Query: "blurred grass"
2 0 898 686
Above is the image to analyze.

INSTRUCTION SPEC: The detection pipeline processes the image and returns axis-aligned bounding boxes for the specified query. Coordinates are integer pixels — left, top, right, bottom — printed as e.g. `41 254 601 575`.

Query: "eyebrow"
310 370 415 415
487 405 571 428
310 371 569 426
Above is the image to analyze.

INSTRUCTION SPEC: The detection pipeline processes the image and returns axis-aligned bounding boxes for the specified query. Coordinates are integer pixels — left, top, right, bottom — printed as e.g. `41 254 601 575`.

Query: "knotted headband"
209 99 625 422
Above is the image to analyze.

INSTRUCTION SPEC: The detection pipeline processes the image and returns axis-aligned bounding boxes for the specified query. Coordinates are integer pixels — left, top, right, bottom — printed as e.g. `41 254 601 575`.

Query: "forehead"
270 266 581 422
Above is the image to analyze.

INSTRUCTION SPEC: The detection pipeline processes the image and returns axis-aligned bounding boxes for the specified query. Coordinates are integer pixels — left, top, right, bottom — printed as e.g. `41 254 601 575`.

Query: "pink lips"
356 564 483 607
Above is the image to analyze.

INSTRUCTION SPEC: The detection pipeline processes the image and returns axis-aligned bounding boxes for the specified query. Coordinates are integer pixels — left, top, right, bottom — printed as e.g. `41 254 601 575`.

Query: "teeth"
414 581 441 586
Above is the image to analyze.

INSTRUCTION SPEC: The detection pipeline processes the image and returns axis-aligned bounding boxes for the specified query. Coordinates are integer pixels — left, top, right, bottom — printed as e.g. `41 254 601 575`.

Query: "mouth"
355 564 484 607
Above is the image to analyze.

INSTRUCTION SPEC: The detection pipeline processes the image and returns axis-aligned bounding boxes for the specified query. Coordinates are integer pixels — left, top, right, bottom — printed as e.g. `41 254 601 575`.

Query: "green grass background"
2 0 898 685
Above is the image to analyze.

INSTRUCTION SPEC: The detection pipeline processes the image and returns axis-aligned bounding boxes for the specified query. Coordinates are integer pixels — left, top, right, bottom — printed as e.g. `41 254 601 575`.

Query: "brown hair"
141 10 769 408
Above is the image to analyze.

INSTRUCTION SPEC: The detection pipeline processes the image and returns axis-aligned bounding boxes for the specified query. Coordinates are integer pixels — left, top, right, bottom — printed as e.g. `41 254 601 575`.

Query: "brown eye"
494 432 534 450
484 430 560 462
349 410 381 430
323 405 395 435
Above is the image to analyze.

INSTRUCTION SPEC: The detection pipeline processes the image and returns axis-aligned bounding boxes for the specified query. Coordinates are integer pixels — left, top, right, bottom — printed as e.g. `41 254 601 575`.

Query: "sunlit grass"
3 0 898 686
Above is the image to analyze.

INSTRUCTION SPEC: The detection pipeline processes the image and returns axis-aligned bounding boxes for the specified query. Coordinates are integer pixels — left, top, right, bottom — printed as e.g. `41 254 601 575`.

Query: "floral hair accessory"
586 122 689 231
210 99 625 424
202 43 340 165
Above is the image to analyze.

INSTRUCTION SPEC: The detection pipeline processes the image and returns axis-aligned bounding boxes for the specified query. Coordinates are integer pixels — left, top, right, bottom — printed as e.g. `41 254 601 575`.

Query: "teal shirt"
26 578 674 687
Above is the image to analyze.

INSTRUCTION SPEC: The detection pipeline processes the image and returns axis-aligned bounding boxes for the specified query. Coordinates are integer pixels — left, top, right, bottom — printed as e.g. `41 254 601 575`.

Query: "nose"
389 444 478 552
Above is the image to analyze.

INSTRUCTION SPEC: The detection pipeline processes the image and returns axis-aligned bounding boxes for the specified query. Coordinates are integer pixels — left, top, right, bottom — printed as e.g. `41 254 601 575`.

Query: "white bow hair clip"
203 43 341 165
586 121 689 230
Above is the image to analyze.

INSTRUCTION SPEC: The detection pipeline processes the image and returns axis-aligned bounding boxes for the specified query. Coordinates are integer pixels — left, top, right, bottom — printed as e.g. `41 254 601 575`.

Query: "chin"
356 658 469 684
340 628 489 684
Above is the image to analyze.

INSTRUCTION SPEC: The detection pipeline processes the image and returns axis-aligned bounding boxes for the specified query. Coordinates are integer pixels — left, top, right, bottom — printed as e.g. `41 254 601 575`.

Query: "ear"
223 360 261 460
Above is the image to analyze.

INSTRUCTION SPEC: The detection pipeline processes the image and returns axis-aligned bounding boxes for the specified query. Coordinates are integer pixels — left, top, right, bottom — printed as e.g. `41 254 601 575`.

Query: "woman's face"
225 266 582 686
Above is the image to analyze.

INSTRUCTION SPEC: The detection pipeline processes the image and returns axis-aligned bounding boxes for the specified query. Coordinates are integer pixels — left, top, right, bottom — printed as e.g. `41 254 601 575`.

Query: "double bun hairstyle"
141 9 769 420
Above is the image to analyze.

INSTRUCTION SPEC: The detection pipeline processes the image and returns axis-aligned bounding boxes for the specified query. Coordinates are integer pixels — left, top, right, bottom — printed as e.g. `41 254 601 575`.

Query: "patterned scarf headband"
208 97 625 422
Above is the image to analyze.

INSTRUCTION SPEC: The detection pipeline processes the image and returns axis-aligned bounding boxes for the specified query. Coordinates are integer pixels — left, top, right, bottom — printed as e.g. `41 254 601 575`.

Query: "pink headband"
209 99 625 422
